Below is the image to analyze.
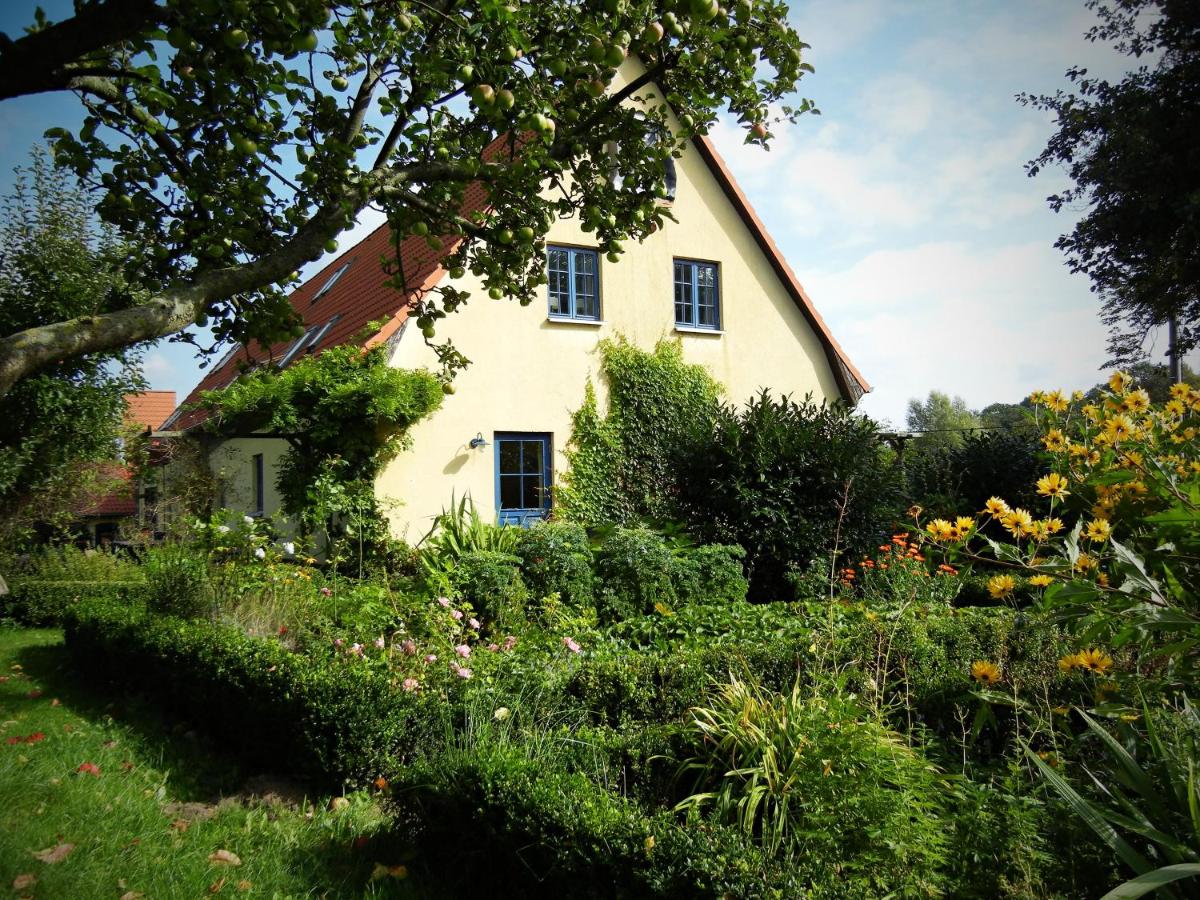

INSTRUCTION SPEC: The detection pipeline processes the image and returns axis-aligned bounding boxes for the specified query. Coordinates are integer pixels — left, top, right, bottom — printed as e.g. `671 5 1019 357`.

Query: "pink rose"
469 617 481 630
349 643 364 657
402 678 420 693
424 653 437 663
455 644 471 658
452 664 473 680
502 635 517 651
333 638 344 647
562 636 581 654
320 587 333 597
451 609 464 621
374 636 385 649
487 643 500 652
437 597 451 608
401 639 417 656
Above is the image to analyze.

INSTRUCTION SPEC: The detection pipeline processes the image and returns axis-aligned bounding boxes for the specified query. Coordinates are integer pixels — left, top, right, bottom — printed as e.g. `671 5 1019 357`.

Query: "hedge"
2 580 149 626
62 599 445 788
395 744 800 899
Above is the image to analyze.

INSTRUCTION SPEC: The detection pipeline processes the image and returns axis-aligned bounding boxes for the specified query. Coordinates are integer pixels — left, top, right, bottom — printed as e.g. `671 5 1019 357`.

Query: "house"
165 60 868 540
73 390 176 545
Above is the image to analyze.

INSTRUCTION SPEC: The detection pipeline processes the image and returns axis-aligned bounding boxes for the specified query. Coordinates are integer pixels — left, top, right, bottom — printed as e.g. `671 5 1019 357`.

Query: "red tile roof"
166 134 866 427
125 391 177 430
75 463 136 518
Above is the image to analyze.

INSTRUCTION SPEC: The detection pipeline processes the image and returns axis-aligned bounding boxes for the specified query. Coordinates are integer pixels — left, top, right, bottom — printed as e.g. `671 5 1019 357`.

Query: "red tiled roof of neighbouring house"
75 463 136 518
125 390 176 430
164 132 867 429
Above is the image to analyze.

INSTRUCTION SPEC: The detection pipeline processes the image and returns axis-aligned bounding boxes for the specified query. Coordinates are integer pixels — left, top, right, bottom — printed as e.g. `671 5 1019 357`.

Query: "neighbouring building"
164 60 869 541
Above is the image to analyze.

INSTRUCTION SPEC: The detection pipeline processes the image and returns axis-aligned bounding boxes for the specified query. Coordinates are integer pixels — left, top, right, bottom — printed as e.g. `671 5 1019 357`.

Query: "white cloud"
806 240 1112 425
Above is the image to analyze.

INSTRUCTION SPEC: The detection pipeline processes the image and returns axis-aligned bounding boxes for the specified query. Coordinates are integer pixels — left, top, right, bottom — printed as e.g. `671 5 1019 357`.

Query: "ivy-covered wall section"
558 337 722 526
199 345 443 531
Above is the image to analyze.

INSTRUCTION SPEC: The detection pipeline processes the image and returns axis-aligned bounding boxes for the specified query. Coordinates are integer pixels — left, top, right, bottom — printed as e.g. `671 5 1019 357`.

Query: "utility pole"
1168 313 1184 383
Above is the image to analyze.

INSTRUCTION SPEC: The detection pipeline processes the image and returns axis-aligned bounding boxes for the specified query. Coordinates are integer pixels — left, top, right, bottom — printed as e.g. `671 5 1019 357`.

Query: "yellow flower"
1104 414 1136 443
925 518 955 542
1074 553 1098 573
1045 517 1065 535
1044 390 1069 413
1028 390 1046 405
1096 572 1110 586
1084 519 1112 543
987 574 1017 599
1058 652 1081 673
1121 388 1150 413
1164 398 1186 418
1036 472 1071 499
1028 574 1053 587
1001 508 1034 537
1042 429 1068 452
1071 390 1084 402
952 516 976 539
983 496 1010 518
971 661 1003 686
1169 382 1192 401
1076 648 1114 675
1108 370 1133 394
1083 403 1101 422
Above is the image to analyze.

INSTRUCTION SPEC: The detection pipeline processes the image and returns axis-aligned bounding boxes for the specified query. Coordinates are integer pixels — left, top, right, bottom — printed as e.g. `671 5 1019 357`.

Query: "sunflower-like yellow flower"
1002 508 1035 537
1084 519 1112 543
925 518 955 542
1076 648 1113 675
1169 382 1193 401
1072 390 1084 402
1043 429 1068 452
1122 388 1151 414
951 516 976 539
1044 390 1069 413
1045 517 1065 535
1028 390 1045 405
1074 553 1098 573
1058 653 1080 673
1036 472 1071 499
1164 398 1186 418
983 496 1010 518
1028 574 1053 587
1108 371 1133 394
1104 414 1135 443
1082 403 1101 422
970 660 1003 686
988 574 1017 599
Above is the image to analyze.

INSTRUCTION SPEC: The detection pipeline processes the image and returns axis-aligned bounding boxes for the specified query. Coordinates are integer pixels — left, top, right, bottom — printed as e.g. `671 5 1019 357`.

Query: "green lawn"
0 628 418 899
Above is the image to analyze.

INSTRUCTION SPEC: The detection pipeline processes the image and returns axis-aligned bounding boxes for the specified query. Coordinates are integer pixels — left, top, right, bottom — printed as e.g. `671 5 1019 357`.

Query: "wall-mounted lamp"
469 432 489 450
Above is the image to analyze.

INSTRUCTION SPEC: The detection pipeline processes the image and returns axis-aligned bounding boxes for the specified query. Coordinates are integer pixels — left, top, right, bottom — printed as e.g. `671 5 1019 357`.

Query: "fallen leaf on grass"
102 739 118 748
0 675 9 683
236 880 252 891
12 874 36 890
32 842 75 864
370 863 408 880
170 819 190 833
121 761 134 771
26 690 42 699
208 850 242 867
50 698 60 707
119 891 144 900
209 877 226 893
76 762 101 777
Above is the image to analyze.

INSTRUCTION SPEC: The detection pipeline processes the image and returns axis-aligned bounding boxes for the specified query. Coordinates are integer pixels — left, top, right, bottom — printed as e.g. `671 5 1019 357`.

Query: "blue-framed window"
547 246 600 320
674 259 720 330
495 432 552 525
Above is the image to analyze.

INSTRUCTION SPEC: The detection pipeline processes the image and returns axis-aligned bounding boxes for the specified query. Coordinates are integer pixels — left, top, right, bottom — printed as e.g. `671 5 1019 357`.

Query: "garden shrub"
679 390 902 601
670 543 747 605
593 527 677 623
394 744 797 899
905 429 1042 525
16 545 143 581
449 550 526 628
63 599 445 788
2 580 149 626
677 676 949 898
141 541 210 619
515 521 594 611
604 600 812 652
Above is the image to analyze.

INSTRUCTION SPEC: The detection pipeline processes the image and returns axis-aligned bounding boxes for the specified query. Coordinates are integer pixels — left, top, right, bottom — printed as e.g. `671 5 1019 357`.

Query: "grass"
0 627 422 899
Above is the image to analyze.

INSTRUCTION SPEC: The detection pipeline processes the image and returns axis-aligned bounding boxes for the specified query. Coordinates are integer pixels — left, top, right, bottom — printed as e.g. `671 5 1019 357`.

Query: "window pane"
573 250 598 319
499 474 522 509
674 261 694 325
521 440 544 475
522 475 545 510
697 264 718 328
547 248 570 316
499 440 520 474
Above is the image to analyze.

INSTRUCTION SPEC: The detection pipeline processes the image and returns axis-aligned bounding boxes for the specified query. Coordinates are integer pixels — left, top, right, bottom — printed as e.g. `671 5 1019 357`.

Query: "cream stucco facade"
375 62 846 540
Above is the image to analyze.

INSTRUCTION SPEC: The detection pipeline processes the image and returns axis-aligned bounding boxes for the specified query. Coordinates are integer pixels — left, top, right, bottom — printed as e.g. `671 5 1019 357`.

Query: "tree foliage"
904 390 981 451
1020 0 1200 364
0 0 816 396
0 148 144 533
198 344 442 526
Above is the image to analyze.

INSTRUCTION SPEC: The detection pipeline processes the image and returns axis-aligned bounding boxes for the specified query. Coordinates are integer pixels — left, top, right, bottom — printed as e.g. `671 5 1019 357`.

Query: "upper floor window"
674 259 720 330
547 246 600 321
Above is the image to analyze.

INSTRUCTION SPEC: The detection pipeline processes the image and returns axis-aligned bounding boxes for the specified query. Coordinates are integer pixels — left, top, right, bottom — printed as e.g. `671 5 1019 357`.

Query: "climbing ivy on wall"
558 337 723 526
199 345 443 531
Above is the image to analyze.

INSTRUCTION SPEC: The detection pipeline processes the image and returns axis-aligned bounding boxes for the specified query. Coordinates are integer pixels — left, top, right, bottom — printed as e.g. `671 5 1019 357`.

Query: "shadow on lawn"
14 636 252 800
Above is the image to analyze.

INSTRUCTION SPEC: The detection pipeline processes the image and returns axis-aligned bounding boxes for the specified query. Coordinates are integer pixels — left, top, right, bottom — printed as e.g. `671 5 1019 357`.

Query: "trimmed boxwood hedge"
2 580 149 626
62 599 445 788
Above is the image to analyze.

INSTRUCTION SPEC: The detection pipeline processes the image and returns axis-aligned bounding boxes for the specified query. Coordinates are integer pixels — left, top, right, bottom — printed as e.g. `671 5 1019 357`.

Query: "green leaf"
1099 864 1200 899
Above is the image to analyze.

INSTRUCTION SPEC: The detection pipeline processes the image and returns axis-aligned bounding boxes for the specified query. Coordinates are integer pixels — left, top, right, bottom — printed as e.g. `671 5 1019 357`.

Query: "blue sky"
2 0 1194 426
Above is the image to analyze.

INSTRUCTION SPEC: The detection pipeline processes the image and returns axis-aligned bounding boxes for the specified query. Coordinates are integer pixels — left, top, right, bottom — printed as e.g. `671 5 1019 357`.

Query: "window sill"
674 325 724 335
546 316 605 327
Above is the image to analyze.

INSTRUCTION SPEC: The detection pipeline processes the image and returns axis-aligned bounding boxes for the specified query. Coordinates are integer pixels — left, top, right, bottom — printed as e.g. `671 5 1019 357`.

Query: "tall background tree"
904 390 981 452
0 0 814 396
0 148 145 544
1021 0 1200 366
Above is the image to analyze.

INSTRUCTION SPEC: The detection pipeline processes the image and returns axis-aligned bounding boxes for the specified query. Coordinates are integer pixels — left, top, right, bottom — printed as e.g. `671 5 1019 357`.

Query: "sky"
2 0 1195 428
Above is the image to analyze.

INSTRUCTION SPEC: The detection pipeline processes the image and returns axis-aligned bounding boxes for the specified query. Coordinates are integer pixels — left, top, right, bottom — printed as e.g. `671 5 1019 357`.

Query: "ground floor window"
494 432 551 525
